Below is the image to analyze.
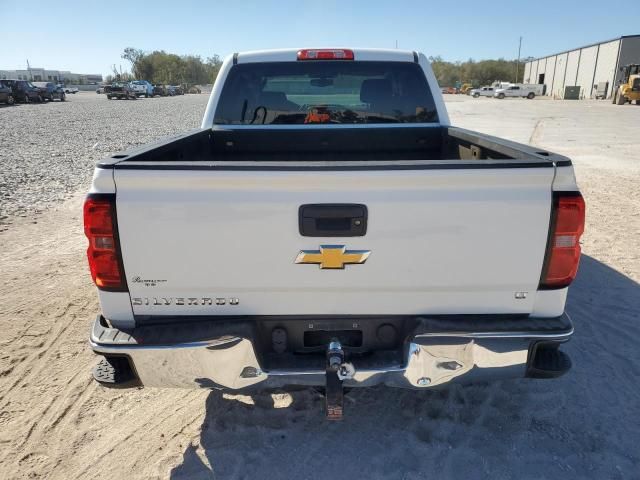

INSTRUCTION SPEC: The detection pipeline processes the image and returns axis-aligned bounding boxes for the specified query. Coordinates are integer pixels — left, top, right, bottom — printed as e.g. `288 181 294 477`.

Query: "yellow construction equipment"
459 83 473 95
612 64 640 105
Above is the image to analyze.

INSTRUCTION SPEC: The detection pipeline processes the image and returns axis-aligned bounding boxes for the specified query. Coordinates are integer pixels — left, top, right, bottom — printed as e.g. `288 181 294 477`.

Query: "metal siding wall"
546 55 557 96
616 37 640 85
593 40 621 99
524 62 532 83
537 57 547 77
553 53 568 98
565 50 580 88
576 45 598 98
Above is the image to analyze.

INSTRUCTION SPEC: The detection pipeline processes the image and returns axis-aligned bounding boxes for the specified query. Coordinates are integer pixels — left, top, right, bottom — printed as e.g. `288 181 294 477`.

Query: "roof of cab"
234 48 419 64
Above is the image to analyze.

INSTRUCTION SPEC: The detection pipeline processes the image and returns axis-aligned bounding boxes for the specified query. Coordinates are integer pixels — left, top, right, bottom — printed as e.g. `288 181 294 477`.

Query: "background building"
523 34 640 99
0 68 103 84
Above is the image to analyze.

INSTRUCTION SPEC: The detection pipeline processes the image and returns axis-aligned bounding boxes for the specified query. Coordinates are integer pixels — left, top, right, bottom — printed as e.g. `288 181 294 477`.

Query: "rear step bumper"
89 314 573 390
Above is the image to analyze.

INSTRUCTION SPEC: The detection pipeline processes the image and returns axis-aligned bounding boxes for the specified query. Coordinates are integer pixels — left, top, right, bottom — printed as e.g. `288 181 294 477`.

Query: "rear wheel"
107 95 112 100
473 92 480 98
61 93 66 102
497 93 505 99
527 92 535 99
7 95 15 105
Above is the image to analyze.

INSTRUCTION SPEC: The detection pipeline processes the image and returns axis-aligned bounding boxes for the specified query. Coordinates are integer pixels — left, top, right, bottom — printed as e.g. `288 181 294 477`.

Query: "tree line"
105 48 223 85
107 48 527 88
429 56 530 87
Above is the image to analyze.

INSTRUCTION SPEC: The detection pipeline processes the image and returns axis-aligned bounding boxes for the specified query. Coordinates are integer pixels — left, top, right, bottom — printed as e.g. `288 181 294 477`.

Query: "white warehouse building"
523 34 640 99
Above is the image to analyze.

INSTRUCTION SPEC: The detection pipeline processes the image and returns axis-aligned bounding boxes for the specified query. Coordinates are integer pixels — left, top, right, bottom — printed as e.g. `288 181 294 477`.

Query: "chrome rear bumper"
90 314 573 390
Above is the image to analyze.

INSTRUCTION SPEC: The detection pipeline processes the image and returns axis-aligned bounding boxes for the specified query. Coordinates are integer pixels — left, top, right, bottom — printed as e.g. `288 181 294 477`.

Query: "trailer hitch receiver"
325 340 345 420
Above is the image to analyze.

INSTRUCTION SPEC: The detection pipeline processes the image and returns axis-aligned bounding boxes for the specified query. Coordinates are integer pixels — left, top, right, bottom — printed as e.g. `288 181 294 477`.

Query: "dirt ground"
1 95 639 479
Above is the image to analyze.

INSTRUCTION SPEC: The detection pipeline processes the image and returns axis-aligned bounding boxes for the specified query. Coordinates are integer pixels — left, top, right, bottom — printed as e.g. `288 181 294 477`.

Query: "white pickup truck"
494 84 539 99
86 48 585 419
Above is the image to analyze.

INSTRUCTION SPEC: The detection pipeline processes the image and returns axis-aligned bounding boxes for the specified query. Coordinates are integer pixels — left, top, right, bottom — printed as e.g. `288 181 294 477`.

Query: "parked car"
0 82 15 105
441 86 457 94
470 86 495 98
86 48 584 420
129 80 154 97
58 85 79 94
167 85 184 96
1 79 43 103
32 82 66 102
152 84 167 96
105 82 137 100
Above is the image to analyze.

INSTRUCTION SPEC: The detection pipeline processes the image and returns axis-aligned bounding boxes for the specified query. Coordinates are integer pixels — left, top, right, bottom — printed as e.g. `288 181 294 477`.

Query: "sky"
2 0 639 77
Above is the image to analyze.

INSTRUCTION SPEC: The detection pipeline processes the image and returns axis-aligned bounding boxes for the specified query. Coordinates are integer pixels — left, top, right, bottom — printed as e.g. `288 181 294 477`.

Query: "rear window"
214 61 438 125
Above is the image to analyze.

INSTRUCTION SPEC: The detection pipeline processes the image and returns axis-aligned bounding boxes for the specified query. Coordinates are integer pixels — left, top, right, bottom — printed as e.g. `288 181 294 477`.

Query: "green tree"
119 47 223 85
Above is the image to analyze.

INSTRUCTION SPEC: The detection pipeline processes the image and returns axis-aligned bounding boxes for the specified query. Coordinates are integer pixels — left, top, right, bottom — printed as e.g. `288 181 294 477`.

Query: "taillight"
540 192 585 289
297 49 354 61
83 195 126 291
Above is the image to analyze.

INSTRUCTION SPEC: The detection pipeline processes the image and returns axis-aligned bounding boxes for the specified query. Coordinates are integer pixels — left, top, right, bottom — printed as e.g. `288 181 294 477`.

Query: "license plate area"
304 329 363 348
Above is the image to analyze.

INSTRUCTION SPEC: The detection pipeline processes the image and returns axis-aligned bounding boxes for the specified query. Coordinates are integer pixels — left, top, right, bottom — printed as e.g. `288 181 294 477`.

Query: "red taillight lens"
297 49 354 61
83 196 125 290
541 193 585 289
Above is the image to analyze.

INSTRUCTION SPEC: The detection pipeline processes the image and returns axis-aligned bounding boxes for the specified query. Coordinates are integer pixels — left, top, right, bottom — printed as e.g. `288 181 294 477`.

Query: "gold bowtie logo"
295 245 371 269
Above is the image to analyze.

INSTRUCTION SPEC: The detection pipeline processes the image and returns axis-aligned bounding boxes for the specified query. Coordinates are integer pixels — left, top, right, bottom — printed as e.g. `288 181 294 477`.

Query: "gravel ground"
0 92 208 229
1 94 639 479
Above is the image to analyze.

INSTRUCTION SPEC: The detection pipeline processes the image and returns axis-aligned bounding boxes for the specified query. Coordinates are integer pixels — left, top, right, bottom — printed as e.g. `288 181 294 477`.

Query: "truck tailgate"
114 163 553 317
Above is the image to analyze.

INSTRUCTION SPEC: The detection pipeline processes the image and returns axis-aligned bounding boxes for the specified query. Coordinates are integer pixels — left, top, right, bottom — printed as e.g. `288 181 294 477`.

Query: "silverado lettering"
131 297 240 306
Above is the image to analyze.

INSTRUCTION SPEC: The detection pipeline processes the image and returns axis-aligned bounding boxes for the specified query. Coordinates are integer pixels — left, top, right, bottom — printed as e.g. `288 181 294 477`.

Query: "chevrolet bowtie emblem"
295 245 371 269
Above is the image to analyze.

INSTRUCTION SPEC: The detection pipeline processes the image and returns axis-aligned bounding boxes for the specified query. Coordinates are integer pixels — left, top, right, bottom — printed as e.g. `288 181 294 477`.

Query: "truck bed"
96 126 571 169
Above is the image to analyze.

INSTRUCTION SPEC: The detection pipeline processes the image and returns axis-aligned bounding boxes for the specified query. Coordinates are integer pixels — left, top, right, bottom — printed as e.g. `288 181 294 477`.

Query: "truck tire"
527 92 535 99
107 95 112 100
616 89 626 105
497 93 505 99
7 95 14 105
61 93 66 102
473 92 480 98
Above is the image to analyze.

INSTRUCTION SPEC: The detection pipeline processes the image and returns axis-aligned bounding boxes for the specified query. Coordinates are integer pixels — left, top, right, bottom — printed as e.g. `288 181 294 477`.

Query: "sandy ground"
0 95 639 479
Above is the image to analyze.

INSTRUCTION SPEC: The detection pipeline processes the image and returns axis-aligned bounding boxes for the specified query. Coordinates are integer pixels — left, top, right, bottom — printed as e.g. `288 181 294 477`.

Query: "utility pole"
27 59 32 81
395 40 398 49
516 36 522 83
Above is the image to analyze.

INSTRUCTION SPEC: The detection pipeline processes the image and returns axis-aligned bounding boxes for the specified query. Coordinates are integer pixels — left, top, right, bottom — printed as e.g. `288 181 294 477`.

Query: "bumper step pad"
92 356 141 389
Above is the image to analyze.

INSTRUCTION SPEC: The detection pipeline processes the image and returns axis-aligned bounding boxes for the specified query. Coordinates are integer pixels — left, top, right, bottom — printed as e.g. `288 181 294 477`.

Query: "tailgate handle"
299 204 367 237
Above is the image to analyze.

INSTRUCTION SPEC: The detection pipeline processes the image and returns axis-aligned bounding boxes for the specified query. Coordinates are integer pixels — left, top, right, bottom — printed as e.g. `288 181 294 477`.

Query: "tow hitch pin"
325 340 345 421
